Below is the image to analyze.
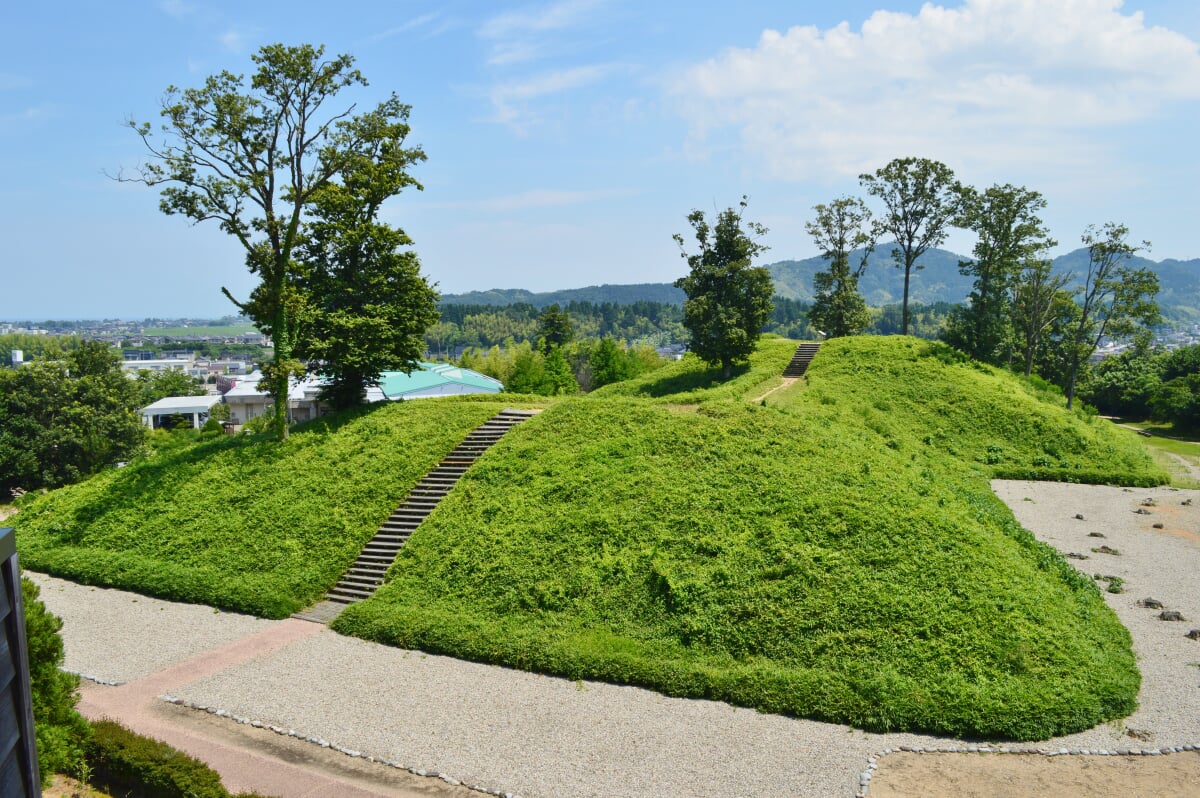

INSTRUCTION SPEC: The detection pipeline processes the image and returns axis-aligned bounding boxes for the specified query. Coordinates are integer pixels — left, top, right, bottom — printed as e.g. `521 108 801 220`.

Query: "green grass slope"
12 399 530 617
784 337 1162 485
334 336 1162 740
590 334 797 404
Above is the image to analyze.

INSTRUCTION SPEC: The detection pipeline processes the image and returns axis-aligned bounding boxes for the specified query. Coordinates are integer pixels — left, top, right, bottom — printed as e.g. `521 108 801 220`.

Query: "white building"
139 395 223 429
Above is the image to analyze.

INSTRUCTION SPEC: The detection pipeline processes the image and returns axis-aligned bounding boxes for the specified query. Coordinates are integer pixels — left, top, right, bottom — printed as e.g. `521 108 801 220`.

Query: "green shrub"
23 577 90 786
86 720 266 798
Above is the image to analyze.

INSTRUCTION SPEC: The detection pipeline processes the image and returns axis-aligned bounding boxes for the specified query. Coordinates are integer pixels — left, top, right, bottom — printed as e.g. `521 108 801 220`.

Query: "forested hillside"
432 248 1198 324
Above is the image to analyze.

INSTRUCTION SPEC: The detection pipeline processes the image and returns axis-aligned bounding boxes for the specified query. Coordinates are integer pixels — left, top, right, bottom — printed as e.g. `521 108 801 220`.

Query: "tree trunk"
722 358 732 380
1065 359 1079 410
272 300 291 441
901 264 912 337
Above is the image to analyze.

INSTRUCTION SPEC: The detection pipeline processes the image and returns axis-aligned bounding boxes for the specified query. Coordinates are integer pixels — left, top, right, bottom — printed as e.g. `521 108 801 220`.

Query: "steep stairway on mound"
293 408 537 624
782 342 821 377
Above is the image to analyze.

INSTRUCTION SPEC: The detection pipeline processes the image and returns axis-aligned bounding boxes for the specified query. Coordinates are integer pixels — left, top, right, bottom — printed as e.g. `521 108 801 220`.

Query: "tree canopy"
942 184 1056 364
805 197 874 338
673 198 774 379
535 304 574 353
294 108 438 411
127 43 429 436
859 157 961 337
1063 223 1160 409
0 342 145 494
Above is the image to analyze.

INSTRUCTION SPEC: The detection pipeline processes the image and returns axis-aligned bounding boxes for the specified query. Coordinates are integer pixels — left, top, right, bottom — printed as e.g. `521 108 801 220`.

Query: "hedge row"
87 720 267 798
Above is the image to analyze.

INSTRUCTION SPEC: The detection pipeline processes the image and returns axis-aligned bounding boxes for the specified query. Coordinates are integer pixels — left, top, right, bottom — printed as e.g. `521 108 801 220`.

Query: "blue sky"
2 0 1199 319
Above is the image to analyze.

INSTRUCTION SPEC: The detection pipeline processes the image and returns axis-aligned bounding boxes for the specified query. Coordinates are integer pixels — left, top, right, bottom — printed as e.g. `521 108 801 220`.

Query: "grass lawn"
1109 419 1200 489
12 399 543 617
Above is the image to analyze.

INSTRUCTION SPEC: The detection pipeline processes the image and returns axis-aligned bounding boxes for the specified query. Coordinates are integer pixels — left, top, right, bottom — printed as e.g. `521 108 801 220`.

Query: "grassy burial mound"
12 399 532 617
334 336 1163 740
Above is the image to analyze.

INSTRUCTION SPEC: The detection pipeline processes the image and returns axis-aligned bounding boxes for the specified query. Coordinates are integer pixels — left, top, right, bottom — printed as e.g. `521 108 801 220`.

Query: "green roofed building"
378 363 503 400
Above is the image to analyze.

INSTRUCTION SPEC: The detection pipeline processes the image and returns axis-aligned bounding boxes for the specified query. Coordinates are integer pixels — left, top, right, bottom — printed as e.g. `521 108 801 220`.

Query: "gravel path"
27 572 275 683
990 480 1200 752
28 481 1200 797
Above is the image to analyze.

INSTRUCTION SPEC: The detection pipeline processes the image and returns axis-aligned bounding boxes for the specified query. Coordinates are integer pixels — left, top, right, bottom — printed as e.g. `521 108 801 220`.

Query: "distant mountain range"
441 247 1200 323
440 283 686 307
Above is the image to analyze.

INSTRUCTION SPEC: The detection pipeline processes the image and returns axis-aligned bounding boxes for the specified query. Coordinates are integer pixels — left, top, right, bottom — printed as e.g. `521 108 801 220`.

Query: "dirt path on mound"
749 377 798 403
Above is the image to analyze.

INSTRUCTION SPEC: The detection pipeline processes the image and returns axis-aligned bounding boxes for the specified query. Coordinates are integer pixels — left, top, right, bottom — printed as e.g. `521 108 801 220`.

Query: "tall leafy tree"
1010 258 1073 377
673 198 774 379
805 196 874 338
126 43 418 439
294 108 437 411
1063 223 1160 409
0 342 145 493
535 304 574 353
135 368 206 404
943 184 1056 364
859 157 961 336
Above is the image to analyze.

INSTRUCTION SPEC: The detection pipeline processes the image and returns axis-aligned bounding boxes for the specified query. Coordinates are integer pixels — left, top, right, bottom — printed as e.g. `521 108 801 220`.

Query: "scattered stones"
1159 610 1186 622
1091 545 1121 555
1185 629 1200 640
1153 523 1165 529
1134 508 1152 515
1138 598 1164 609
1125 728 1153 741
1074 513 1086 520
1088 532 1106 538
1067 552 1090 560
1184 498 1193 506
1142 498 1158 507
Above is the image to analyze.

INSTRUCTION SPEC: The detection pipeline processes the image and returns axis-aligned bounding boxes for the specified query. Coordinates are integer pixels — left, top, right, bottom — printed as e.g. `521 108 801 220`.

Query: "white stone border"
854 742 1200 797
66 669 124 687
159 695 522 798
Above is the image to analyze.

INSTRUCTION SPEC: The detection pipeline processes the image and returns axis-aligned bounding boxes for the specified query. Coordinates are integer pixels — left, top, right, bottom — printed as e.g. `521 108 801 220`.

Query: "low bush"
87 720 266 798
23 577 90 786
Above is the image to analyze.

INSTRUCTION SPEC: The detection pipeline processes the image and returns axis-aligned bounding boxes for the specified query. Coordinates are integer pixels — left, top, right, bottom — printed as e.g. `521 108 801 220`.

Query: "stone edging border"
854 742 1200 797
68 669 124 687
160 695 523 798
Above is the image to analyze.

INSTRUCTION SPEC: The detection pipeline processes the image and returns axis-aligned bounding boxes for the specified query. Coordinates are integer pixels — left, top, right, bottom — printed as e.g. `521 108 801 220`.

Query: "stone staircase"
782 342 821 377
293 408 537 624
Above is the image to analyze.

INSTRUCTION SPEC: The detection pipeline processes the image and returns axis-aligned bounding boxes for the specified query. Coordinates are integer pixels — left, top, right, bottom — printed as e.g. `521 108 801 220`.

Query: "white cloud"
369 13 441 43
480 0 603 40
479 0 605 65
489 63 620 130
219 28 247 52
159 0 194 19
428 187 635 213
0 73 32 91
669 0 1200 182
0 103 57 129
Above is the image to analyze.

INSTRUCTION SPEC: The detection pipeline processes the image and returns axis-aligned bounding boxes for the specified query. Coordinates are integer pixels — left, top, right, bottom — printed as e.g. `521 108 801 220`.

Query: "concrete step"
328 585 373 600
312 409 538 622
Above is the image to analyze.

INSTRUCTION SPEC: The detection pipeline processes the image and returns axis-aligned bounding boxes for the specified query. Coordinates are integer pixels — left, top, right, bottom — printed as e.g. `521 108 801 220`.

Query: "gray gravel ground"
169 628 948 798
26 572 274 683
29 481 1200 797
991 480 1200 752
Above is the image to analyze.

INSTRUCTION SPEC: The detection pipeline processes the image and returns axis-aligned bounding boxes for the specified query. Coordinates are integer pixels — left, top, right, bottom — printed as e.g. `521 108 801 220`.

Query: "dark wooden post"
0 527 40 796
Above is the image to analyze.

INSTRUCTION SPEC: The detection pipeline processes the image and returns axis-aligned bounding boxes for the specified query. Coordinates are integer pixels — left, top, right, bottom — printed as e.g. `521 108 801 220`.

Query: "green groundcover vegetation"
14 335 1165 740
13 399 535 617
333 336 1163 740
